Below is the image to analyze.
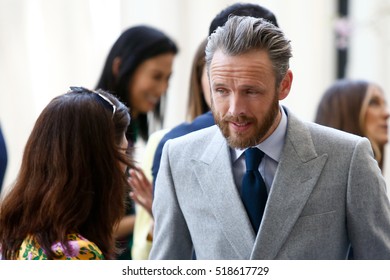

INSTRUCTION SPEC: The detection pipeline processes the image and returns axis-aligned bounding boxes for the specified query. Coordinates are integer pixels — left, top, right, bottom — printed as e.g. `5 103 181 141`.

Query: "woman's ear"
278 70 293 101
112 57 121 78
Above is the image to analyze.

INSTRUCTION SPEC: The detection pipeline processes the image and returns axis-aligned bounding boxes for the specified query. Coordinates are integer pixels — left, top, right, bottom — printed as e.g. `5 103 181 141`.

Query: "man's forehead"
209 49 272 75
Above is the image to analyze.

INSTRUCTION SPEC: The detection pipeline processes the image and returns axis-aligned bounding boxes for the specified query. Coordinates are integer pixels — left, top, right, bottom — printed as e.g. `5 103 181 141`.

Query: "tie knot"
244 147 264 171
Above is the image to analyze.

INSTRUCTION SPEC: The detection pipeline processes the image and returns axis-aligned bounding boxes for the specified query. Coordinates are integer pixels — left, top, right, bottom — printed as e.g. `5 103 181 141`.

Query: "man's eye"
215 88 226 94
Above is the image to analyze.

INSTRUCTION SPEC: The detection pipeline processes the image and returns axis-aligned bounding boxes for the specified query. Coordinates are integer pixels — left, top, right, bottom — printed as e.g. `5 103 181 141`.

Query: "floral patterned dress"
18 233 104 260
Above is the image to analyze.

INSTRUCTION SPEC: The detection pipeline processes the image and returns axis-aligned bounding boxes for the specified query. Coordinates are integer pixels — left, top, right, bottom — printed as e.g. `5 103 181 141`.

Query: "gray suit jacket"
149 109 390 259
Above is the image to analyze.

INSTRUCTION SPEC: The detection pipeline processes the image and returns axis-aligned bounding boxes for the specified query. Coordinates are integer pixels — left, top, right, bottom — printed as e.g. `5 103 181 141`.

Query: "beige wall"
0 0 389 194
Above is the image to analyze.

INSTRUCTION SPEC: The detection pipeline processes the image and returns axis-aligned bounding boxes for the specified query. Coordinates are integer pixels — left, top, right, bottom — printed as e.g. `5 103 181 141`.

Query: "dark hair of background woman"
96 25 178 143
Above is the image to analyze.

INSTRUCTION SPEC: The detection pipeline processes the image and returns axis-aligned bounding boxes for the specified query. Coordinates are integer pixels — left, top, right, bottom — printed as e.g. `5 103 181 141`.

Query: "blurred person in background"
315 79 389 171
95 25 178 259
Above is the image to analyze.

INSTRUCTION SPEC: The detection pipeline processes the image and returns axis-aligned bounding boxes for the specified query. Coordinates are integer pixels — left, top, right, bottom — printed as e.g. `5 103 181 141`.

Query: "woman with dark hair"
96 25 178 144
96 25 178 259
0 87 134 260
315 79 389 171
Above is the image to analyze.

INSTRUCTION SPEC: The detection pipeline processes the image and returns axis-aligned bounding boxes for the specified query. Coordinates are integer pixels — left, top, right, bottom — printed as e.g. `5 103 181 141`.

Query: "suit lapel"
192 127 255 259
251 111 328 259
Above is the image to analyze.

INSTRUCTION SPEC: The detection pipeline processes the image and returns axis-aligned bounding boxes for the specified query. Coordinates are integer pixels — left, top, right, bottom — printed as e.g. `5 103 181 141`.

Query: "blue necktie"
241 147 268 233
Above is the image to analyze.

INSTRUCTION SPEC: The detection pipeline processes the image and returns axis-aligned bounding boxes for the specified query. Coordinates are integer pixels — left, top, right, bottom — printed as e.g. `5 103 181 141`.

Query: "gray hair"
205 16 292 86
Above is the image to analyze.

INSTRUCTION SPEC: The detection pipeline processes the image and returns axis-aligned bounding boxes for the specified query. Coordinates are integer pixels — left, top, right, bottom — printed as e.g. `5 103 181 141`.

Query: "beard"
212 94 280 149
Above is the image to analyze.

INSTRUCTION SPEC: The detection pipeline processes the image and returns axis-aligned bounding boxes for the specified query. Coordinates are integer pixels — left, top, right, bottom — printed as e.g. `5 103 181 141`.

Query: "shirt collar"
231 106 288 162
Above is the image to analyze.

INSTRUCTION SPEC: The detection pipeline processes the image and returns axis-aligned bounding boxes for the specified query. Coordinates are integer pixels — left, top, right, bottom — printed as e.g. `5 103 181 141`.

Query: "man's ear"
112 57 121 78
278 70 293 101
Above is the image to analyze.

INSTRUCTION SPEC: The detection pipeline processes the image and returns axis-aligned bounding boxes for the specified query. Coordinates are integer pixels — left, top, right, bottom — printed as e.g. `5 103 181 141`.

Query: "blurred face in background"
363 85 390 147
128 53 175 117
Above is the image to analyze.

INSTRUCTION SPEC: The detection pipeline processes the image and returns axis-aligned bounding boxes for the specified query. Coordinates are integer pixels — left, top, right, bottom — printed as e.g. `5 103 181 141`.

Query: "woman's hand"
128 167 153 216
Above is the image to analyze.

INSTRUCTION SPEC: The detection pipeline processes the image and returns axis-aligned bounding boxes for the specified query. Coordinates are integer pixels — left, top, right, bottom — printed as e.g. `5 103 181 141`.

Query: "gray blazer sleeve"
347 138 390 259
149 140 194 260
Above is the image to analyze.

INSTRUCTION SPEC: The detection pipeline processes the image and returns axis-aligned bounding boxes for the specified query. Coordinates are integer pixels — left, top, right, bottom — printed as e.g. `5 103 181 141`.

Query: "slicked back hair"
206 16 292 87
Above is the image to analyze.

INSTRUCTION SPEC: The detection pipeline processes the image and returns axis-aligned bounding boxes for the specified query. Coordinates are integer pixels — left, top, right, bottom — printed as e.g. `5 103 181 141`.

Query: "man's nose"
228 93 246 116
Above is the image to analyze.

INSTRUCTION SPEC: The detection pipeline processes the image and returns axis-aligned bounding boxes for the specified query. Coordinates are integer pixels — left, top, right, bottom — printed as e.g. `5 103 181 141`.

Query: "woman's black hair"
96 25 178 143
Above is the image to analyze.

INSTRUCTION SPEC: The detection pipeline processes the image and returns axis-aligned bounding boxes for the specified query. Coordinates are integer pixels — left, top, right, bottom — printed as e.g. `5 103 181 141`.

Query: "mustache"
221 114 256 123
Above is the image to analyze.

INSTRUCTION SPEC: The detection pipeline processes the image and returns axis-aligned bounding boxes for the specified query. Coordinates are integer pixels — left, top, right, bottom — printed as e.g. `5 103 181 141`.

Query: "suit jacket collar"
192 108 328 259
250 108 328 259
193 128 256 259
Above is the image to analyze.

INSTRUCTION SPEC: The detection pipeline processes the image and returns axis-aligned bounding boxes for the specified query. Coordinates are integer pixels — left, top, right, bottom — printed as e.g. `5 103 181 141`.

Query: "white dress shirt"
231 106 288 194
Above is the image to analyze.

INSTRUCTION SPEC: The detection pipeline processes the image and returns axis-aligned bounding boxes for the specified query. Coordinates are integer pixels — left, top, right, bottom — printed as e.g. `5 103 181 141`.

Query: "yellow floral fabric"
18 233 104 260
